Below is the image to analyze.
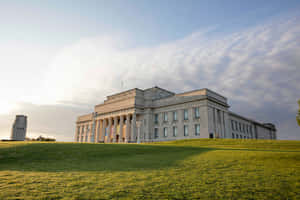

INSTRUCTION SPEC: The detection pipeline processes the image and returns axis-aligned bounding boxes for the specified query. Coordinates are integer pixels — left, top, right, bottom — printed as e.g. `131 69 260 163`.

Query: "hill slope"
0 139 299 199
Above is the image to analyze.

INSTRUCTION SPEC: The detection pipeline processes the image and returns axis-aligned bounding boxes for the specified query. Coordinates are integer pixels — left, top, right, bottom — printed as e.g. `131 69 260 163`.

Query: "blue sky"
0 0 299 141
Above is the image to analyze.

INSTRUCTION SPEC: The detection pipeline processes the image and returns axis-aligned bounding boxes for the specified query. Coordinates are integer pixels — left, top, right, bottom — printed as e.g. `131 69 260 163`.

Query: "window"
163 127 168 137
232 133 235 138
163 112 168 122
154 114 159 124
243 124 245 132
231 120 234 130
154 128 159 138
235 121 238 130
184 109 188 120
195 124 200 136
239 123 242 132
194 107 200 118
173 126 177 137
184 125 189 136
173 111 177 121
82 126 84 133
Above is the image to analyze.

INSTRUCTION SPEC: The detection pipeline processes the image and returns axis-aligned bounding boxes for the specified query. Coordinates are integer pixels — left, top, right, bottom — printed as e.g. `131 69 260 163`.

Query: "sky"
0 0 300 141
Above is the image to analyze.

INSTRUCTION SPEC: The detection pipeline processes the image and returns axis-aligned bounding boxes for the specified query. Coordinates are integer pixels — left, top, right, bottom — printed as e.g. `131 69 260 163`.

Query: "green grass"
0 139 299 200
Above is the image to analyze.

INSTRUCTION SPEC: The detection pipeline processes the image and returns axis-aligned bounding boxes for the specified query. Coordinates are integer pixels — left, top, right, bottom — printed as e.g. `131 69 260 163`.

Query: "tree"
297 100 300 126
36 135 56 141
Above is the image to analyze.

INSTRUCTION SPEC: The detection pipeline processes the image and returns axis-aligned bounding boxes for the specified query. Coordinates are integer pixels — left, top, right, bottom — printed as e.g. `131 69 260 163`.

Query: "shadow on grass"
0 143 213 172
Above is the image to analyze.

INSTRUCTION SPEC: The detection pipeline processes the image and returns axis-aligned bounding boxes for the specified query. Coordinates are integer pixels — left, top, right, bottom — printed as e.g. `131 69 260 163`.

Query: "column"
219 111 223 138
137 121 141 143
101 119 106 142
108 118 112 143
221 110 225 138
113 116 117 143
96 120 100 142
131 113 136 142
144 109 151 142
222 111 228 138
214 108 219 138
94 121 98 142
79 126 82 142
75 125 79 142
125 114 130 143
119 115 124 143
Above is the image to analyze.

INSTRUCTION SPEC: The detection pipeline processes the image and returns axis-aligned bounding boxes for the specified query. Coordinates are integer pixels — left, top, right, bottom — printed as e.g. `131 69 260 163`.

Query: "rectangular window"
184 125 189 136
173 111 177 121
235 121 238 130
154 128 159 138
239 123 242 132
154 114 159 124
194 107 200 118
163 127 168 137
173 126 177 137
184 109 188 120
195 124 200 136
231 120 234 130
163 112 168 122
82 126 84 133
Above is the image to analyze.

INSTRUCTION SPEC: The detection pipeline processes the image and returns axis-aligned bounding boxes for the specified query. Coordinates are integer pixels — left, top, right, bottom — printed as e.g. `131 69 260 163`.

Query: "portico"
76 111 143 143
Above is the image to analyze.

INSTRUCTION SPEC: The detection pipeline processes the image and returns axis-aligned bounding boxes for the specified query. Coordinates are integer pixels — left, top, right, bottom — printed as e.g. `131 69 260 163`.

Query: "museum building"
75 86 277 143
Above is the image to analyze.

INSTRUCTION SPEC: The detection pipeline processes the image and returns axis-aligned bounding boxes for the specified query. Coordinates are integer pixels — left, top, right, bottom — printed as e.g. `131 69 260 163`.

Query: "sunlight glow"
0 101 17 114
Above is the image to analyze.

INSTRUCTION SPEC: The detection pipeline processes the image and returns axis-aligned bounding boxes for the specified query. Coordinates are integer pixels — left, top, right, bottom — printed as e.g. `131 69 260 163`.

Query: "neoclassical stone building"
75 86 276 143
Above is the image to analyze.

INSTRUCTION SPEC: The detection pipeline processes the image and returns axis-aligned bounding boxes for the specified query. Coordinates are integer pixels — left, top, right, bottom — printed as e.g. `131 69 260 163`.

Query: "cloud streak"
44 15 300 110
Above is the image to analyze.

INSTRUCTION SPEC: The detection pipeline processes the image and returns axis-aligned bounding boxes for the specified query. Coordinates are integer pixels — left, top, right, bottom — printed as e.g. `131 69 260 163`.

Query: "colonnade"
93 112 138 143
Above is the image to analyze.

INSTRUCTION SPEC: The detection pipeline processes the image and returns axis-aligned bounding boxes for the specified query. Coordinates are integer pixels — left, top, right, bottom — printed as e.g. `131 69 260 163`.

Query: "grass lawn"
0 139 299 199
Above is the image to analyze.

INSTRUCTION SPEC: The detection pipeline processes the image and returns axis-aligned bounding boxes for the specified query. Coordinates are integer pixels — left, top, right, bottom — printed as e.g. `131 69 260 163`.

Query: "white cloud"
42 14 300 112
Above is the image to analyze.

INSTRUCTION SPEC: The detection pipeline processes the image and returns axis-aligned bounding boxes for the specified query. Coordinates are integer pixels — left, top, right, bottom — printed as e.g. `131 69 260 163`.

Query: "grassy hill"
0 139 299 200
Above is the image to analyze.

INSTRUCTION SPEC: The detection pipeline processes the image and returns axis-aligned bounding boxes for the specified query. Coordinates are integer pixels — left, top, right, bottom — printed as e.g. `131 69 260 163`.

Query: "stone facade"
11 115 27 141
75 86 277 143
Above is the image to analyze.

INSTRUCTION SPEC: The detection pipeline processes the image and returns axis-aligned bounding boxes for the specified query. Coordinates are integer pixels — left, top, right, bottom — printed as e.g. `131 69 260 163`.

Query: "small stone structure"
10 115 27 141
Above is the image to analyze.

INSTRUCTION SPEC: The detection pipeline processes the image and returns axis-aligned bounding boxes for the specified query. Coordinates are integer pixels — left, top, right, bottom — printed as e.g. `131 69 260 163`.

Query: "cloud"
1 14 300 141
43 15 300 110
